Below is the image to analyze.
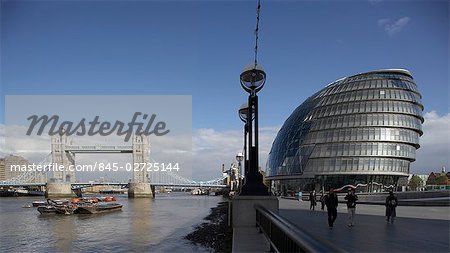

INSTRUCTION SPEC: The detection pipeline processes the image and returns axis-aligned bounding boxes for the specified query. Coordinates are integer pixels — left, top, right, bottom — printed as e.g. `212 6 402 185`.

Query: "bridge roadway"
278 198 450 252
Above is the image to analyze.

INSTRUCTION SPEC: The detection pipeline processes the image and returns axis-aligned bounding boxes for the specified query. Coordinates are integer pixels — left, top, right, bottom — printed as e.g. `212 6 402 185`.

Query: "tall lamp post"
239 64 269 196
231 1 277 228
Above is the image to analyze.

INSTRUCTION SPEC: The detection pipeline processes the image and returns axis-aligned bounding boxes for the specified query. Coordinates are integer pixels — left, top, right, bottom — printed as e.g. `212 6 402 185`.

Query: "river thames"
0 193 222 252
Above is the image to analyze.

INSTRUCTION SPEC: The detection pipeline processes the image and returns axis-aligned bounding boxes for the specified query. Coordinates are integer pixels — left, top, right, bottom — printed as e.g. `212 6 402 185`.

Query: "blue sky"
1 0 449 179
2 0 448 129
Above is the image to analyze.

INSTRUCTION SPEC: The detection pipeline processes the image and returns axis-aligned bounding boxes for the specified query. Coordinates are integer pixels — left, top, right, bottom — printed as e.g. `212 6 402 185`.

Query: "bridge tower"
132 134 150 183
128 134 153 198
46 133 76 198
51 133 75 183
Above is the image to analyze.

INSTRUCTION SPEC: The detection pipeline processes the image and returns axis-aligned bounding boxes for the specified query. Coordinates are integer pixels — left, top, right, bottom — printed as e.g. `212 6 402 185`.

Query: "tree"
408 175 423 191
426 172 437 185
435 175 449 185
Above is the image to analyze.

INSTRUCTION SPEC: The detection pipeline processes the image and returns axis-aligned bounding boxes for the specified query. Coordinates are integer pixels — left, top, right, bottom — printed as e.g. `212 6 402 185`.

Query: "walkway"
279 198 450 252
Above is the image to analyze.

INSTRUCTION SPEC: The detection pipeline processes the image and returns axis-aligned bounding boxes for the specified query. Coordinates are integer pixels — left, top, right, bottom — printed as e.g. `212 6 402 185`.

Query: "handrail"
255 205 346 253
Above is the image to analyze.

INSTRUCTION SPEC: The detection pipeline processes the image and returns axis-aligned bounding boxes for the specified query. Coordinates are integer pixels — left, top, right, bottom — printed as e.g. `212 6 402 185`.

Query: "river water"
0 193 222 252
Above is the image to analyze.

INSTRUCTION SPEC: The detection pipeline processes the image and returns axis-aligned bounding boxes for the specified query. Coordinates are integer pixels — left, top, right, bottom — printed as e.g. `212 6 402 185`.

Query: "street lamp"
240 64 266 93
239 102 255 122
239 103 249 122
236 152 244 164
239 64 269 196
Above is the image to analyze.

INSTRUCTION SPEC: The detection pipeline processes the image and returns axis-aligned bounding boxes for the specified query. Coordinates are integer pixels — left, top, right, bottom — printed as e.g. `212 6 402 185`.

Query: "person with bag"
385 190 398 223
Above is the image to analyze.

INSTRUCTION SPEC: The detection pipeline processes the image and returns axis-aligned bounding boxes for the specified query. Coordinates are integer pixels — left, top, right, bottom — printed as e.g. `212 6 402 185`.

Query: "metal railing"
255 205 346 253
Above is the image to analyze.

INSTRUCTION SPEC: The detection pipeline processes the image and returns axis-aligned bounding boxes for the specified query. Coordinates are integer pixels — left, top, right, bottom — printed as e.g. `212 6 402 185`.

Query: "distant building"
426 167 450 185
224 163 240 191
0 159 5 181
426 168 450 190
0 155 47 183
83 184 123 193
4 155 28 180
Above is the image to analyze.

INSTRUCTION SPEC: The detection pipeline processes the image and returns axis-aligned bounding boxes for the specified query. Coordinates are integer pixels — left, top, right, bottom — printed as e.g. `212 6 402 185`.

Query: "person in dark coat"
344 188 358 227
385 190 398 223
324 188 338 229
309 190 317 211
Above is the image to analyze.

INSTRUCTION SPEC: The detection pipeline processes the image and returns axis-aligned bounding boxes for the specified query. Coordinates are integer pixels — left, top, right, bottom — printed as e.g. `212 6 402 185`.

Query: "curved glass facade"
266 69 423 194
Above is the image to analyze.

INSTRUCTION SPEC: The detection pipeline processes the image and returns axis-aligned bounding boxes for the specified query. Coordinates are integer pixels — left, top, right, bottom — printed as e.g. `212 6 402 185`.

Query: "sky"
1 0 449 180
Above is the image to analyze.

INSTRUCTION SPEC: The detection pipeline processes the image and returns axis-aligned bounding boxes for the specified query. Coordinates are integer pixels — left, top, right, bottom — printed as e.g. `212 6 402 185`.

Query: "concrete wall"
45 182 76 198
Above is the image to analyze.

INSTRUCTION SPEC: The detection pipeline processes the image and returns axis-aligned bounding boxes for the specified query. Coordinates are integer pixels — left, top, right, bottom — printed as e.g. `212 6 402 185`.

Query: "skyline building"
0 155 47 183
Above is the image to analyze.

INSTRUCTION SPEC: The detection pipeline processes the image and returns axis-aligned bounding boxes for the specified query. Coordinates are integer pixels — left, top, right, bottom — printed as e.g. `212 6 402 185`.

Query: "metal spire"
254 0 261 68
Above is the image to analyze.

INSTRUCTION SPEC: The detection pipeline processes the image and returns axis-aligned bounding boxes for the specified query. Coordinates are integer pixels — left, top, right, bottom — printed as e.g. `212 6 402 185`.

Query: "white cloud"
191 112 450 177
1 111 448 181
192 127 279 180
377 18 391 26
0 124 280 182
378 16 410 36
190 112 450 178
411 111 450 174
369 0 383 4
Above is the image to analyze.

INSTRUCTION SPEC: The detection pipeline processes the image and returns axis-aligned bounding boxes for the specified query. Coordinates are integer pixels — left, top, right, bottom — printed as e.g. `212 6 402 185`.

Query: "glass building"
266 69 423 194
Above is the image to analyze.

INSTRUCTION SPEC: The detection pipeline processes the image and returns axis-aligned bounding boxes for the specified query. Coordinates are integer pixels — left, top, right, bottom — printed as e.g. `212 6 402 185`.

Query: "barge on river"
75 203 123 214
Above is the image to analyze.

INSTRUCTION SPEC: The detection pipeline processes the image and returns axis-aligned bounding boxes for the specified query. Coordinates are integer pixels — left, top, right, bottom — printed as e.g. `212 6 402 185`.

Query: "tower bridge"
1 134 227 198
49 133 151 197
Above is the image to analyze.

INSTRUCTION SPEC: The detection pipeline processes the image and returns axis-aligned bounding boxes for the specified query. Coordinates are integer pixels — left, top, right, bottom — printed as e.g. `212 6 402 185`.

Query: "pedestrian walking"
309 190 317 211
385 190 398 223
344 188 358 227
320 191 325 210
298 191 303 202
324 188 338 229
